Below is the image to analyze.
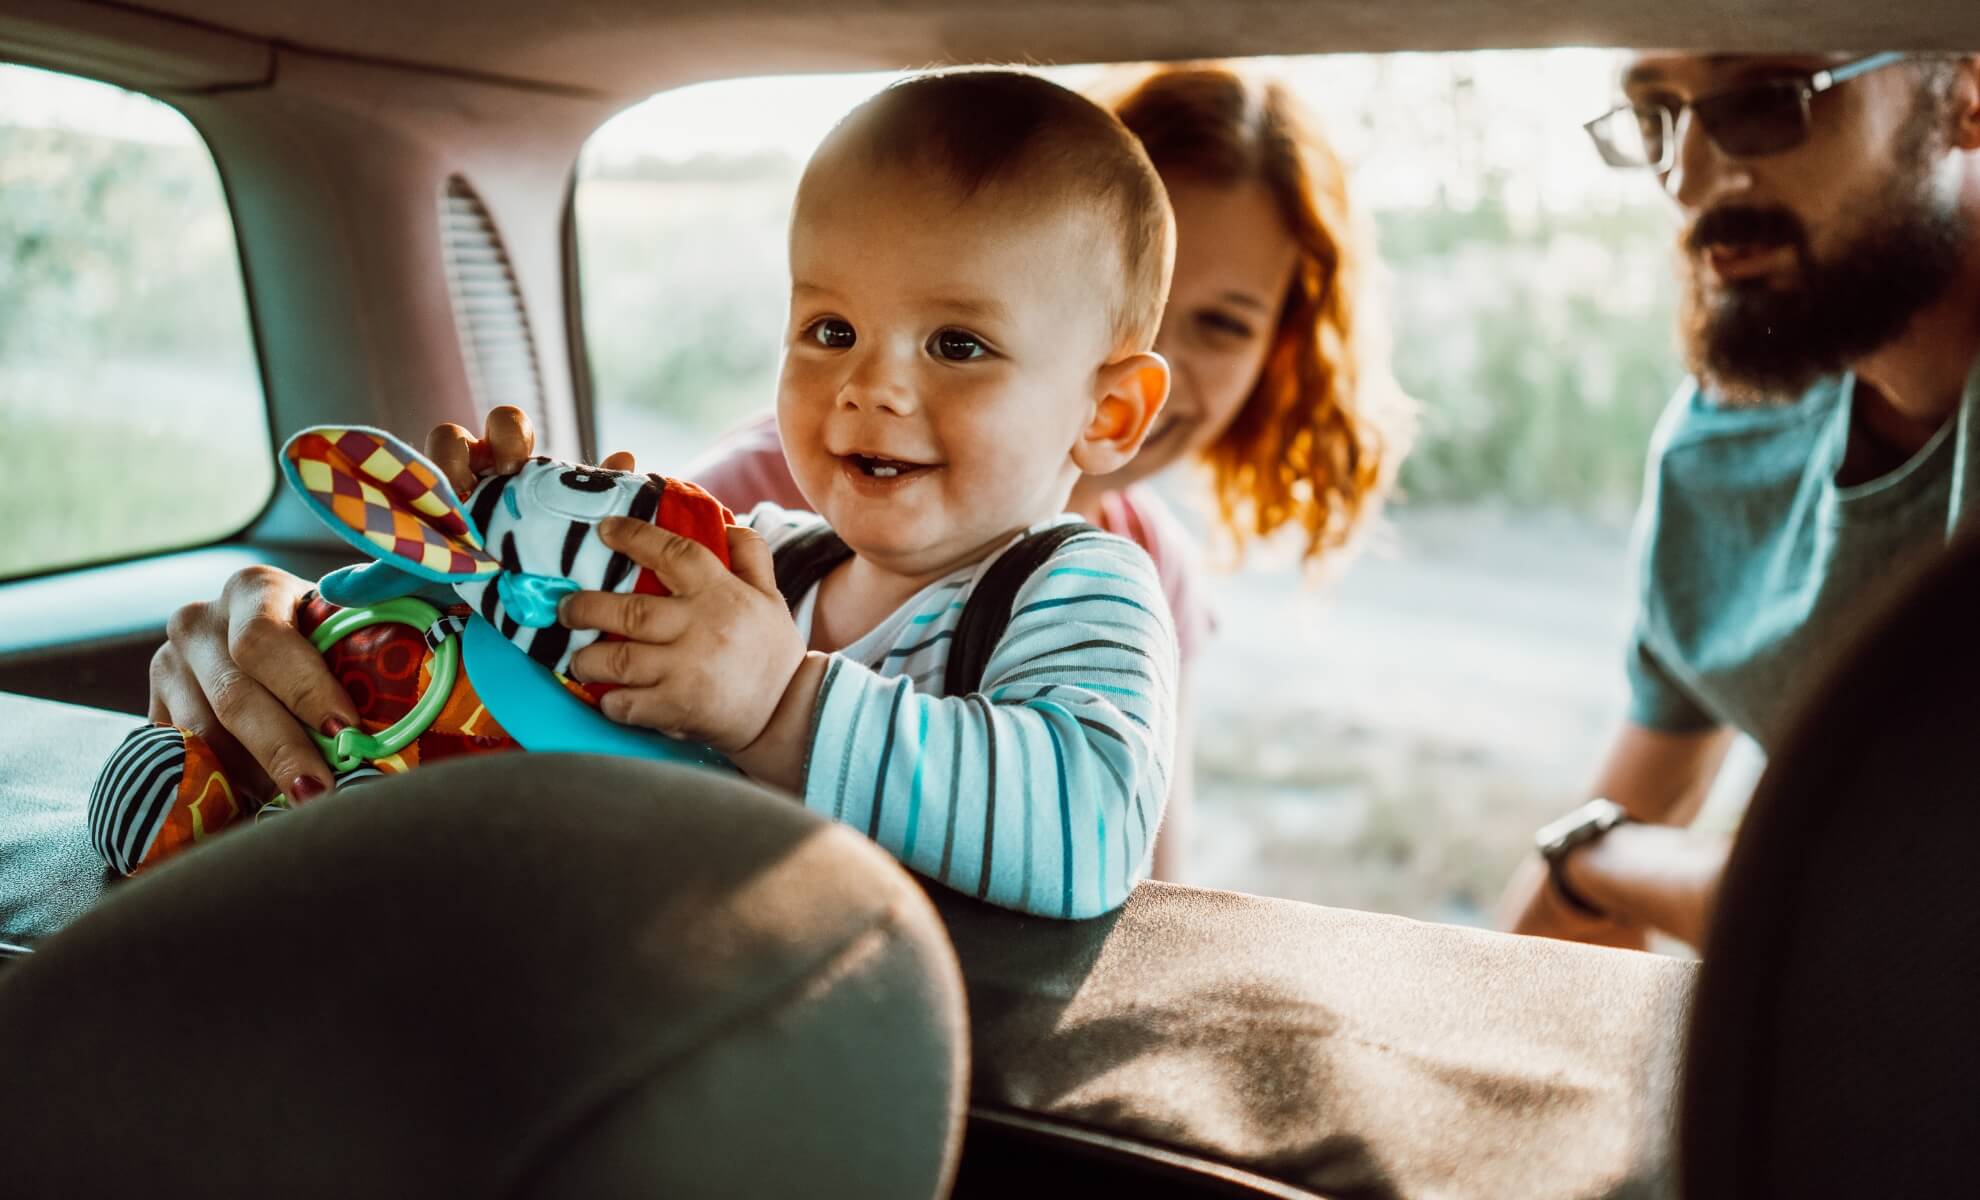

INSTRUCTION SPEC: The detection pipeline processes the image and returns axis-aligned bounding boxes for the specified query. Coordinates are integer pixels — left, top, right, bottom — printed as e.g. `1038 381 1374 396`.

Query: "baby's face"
777 161 1118 581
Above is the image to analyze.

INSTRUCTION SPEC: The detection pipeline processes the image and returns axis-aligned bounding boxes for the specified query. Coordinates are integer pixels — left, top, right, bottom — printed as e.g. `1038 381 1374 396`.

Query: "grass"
0 362 271 580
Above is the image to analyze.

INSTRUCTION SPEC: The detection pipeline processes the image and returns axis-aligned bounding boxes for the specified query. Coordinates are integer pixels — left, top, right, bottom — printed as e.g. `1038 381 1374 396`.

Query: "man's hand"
148 565 360 805
559 518 807 756
1499 855 1650 951
1498 722 1735 951
1500 824 1733 952
426 405 637 501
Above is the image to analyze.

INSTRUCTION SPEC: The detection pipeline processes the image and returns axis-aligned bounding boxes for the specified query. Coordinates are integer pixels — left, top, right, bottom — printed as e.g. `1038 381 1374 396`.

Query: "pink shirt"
686 414 1214 668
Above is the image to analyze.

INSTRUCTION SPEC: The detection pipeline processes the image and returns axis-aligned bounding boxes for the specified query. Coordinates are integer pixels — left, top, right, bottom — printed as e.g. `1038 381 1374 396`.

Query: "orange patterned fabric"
287 428 500 579
141 732 244 865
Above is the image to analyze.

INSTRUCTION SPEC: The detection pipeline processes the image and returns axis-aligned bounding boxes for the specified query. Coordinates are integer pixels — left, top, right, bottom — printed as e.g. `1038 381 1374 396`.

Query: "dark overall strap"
771 523 857 613
944 521 1102 697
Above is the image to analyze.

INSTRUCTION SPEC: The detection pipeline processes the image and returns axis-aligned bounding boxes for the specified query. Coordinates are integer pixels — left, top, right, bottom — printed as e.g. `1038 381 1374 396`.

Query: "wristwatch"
1534 797 1630 919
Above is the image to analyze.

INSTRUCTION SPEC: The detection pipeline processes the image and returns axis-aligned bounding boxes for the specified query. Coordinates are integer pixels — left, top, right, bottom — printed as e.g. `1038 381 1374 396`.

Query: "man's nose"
1663 106 1749 210
838 346 917 416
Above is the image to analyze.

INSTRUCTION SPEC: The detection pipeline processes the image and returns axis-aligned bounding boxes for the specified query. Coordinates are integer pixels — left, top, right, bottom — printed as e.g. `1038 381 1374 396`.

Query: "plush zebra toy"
89 424 735 877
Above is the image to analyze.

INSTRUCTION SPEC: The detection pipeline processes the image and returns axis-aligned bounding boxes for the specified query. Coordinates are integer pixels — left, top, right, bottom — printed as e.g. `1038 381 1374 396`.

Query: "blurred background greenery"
0 71 268 580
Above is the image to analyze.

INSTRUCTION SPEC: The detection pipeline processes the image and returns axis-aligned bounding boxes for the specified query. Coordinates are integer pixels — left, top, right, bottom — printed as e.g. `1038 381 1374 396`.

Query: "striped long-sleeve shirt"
748 504 1178 919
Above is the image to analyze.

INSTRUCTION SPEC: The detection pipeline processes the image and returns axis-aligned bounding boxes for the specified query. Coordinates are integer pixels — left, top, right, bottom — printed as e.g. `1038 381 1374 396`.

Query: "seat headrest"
0 753 968 1199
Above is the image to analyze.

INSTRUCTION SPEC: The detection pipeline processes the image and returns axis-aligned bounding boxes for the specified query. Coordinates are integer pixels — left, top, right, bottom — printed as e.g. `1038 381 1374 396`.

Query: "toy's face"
455 458 666 674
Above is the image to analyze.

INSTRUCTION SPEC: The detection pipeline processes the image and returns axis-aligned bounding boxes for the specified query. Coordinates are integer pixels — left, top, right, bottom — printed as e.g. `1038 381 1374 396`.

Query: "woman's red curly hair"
1108 64 1411 564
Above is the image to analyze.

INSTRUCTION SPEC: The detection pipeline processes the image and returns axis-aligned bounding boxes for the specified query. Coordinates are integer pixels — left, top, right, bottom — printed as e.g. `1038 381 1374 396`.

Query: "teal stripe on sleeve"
971 694 998 899
902 702 930 859
867 677 910 839
1033 699 1077 919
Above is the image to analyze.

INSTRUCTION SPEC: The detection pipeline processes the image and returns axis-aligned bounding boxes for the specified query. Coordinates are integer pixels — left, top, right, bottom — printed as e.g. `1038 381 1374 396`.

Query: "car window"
0 64 269 580
573 54 1764 931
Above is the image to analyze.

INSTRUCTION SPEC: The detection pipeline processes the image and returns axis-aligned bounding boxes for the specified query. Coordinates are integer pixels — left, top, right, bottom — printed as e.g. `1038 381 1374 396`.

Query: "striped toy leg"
87 726 255 876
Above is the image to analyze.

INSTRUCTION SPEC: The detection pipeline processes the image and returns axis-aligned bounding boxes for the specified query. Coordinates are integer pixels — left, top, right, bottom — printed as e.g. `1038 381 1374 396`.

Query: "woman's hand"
558 518 810 761
425 405 637 501
149 565 359 805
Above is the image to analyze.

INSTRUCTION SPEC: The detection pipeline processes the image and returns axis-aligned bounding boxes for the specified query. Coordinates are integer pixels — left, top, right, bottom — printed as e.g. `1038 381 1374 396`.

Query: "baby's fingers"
483 406 534 476
559 591 692 644
597 684 694 742
569 638 669 688
426 423 479 499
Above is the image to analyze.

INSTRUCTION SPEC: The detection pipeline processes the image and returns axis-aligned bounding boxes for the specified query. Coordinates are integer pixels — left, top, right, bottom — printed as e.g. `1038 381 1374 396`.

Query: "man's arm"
1497 720 1735 948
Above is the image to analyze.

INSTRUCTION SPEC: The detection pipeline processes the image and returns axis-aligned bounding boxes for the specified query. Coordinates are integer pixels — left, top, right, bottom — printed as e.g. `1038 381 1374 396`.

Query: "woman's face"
1106 173 1301 488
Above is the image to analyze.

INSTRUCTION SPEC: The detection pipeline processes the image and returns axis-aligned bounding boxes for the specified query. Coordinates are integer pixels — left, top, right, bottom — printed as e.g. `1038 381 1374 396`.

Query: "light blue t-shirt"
1628 355 1980 751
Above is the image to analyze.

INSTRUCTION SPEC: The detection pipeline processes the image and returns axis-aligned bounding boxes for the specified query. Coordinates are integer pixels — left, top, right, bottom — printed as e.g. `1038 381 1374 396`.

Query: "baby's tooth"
874 466 899 477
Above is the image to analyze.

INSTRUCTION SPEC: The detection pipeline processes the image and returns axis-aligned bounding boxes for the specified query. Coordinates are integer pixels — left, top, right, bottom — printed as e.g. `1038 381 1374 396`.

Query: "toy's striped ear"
280 426 502 583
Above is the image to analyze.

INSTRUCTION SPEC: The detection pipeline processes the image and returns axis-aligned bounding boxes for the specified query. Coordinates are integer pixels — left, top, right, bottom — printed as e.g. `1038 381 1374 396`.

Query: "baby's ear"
281 426 502 584
1072 351 1171 477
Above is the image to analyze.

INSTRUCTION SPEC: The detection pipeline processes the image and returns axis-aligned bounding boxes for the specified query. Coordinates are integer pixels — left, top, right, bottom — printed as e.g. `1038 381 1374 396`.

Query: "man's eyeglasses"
1584 52 1910 172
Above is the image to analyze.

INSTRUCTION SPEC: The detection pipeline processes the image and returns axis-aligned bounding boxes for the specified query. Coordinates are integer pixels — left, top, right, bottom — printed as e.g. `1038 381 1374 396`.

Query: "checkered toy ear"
280 426 502 583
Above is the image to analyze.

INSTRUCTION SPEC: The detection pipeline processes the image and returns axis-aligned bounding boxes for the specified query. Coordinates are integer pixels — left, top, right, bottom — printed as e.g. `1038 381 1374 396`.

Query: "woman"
146 64 1409 881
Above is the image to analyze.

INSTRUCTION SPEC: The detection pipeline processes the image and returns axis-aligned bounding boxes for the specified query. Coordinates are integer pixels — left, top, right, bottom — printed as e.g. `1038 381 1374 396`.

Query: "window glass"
1 64 269 579
575 54 1763 931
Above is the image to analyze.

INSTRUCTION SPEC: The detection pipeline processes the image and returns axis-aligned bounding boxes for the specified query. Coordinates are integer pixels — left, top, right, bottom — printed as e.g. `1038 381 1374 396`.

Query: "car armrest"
937 882 1693 1200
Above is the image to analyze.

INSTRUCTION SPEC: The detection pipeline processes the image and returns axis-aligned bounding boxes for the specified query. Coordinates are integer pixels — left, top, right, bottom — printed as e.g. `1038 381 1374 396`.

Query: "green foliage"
1378 176 1684 518
0 109 269 580
576 177 796 440
0 404 268 579
0 126 254 363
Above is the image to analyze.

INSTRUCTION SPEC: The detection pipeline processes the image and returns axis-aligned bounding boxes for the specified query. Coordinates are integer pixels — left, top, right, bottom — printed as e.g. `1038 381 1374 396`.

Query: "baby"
551 71 1181 919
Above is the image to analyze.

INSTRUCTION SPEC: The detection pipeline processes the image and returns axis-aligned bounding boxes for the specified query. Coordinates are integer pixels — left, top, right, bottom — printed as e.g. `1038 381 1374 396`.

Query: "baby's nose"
839 355 917 416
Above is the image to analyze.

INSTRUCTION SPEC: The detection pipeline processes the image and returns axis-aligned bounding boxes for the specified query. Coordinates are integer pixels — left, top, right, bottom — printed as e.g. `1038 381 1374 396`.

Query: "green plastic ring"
307 596 460 774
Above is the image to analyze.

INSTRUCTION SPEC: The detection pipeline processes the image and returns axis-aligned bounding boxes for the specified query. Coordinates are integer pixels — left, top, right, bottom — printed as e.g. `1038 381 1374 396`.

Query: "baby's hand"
558 518 806 755
425 406 638 501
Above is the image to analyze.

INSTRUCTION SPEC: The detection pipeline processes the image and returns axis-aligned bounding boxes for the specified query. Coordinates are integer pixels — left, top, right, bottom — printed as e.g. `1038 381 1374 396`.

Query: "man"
1501 50 1980 949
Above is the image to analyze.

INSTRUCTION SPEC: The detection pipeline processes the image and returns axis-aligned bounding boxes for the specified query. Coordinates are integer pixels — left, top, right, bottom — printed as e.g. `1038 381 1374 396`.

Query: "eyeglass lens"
1607 79 1812 167
1693 82 1811 157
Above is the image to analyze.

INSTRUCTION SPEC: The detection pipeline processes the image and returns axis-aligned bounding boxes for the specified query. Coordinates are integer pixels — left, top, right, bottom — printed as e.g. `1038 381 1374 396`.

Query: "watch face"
1535 814 1580 858
1535 799 1626 860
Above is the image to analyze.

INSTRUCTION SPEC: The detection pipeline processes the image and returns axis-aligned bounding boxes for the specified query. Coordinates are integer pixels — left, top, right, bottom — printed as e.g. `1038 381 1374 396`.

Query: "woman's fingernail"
320 716 350 737
289 775 327 804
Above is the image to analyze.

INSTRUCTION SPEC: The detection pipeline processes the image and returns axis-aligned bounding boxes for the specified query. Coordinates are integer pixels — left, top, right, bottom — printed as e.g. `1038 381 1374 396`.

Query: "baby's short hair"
808 70 1174 353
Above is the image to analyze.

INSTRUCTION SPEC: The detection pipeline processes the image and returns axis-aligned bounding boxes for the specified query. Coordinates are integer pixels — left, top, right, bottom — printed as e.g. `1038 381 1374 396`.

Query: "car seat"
0 753 968 1199
1681 526 1980 1198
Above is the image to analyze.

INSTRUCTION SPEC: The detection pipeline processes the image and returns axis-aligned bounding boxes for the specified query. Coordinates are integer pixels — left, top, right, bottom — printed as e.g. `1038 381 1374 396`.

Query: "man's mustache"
1684 206 1808 255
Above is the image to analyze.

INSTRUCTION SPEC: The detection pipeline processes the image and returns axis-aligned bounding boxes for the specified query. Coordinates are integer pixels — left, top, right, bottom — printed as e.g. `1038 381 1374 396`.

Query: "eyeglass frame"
1583 51 1912 172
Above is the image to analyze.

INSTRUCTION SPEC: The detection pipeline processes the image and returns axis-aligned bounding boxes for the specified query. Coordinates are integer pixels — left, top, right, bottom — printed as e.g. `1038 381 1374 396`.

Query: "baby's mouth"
845 453 935 480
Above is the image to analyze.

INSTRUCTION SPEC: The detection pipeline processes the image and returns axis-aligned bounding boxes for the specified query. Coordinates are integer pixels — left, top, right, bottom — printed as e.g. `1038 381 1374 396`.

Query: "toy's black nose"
559 468 621 493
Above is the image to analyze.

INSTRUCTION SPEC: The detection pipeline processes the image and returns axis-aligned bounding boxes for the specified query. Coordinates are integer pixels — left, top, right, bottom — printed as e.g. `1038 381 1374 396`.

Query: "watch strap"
1547 855 1610 919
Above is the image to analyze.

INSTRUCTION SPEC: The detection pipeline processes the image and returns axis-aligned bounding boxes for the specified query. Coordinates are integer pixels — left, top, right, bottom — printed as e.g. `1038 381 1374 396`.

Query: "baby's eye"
806 318 856 349
929 328 987 361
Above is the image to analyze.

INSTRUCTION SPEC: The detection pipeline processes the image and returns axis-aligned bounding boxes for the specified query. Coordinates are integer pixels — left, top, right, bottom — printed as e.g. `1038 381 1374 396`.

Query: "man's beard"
1678 131 1968 404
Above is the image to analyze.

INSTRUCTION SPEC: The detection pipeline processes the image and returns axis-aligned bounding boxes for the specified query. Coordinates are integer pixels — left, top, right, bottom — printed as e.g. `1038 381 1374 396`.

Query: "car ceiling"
14 0 1980 99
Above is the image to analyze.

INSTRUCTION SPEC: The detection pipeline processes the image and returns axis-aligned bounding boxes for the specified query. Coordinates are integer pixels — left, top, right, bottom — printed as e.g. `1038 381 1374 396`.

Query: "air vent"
440 176 547 434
